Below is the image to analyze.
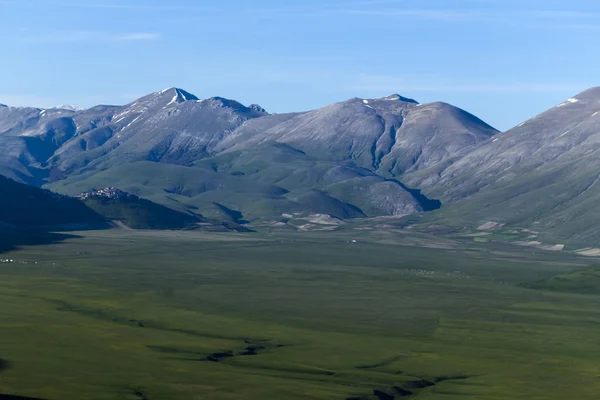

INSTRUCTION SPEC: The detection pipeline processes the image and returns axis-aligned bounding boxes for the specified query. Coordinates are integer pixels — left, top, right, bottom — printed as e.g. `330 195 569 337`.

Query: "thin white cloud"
21 30 160 43
334 7 600 23
526 9 600 19
59 2 208 11
31 0 600 31
340 8 484 21
551 23 600 31
111 32 160 41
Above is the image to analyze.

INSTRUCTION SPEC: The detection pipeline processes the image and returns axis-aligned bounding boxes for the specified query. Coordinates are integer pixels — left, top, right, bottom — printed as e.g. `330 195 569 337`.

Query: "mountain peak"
155 87 199 104
379 94 419 104
52 105 84 111
351 94 420 105
249 104 267 113
198 97 269 115
151 87 199 105
127 88 200 110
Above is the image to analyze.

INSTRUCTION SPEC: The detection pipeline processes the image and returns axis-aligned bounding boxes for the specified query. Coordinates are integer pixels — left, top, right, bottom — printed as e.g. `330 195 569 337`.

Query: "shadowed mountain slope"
0 175 105 229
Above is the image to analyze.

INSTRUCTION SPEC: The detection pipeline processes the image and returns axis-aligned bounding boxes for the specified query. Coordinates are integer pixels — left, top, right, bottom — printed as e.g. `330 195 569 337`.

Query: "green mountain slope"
0 174 215 232
47 142 437 224
81 196 201 230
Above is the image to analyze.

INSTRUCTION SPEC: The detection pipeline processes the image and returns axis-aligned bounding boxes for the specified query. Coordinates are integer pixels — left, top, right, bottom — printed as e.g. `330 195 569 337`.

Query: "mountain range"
2 87 600 246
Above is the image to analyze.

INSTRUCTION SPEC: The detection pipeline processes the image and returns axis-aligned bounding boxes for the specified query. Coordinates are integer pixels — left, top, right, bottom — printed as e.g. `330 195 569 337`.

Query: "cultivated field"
0 230 598 399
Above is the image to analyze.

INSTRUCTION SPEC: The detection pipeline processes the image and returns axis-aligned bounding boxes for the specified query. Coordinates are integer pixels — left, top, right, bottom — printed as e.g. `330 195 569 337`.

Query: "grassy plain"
0 229 598 399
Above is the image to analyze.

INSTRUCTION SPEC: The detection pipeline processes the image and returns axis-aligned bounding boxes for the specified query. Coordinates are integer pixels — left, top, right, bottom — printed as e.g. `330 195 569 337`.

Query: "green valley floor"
0 229 598 399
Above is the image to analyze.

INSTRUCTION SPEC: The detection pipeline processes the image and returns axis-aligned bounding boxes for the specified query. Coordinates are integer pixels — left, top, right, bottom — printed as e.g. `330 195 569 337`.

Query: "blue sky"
0 0 599 130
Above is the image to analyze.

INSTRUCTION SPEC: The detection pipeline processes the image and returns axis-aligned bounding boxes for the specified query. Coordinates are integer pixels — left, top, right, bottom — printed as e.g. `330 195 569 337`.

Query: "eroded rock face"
219 95 497 176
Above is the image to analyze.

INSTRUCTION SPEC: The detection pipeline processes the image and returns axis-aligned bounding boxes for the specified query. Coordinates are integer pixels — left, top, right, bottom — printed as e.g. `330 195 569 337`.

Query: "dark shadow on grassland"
0 231 83 254
0 358 11 372
0 359 47 399
391 180 442 211
213 202 250 224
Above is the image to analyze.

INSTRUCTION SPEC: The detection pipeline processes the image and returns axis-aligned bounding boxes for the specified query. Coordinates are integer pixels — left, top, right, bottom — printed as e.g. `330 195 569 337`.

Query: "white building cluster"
77 187 137 200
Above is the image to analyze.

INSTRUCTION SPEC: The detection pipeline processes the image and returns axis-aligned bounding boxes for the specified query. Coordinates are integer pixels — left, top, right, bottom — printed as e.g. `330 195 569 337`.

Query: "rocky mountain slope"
416 87 600 245
218 94 497 176
0 88 496 225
